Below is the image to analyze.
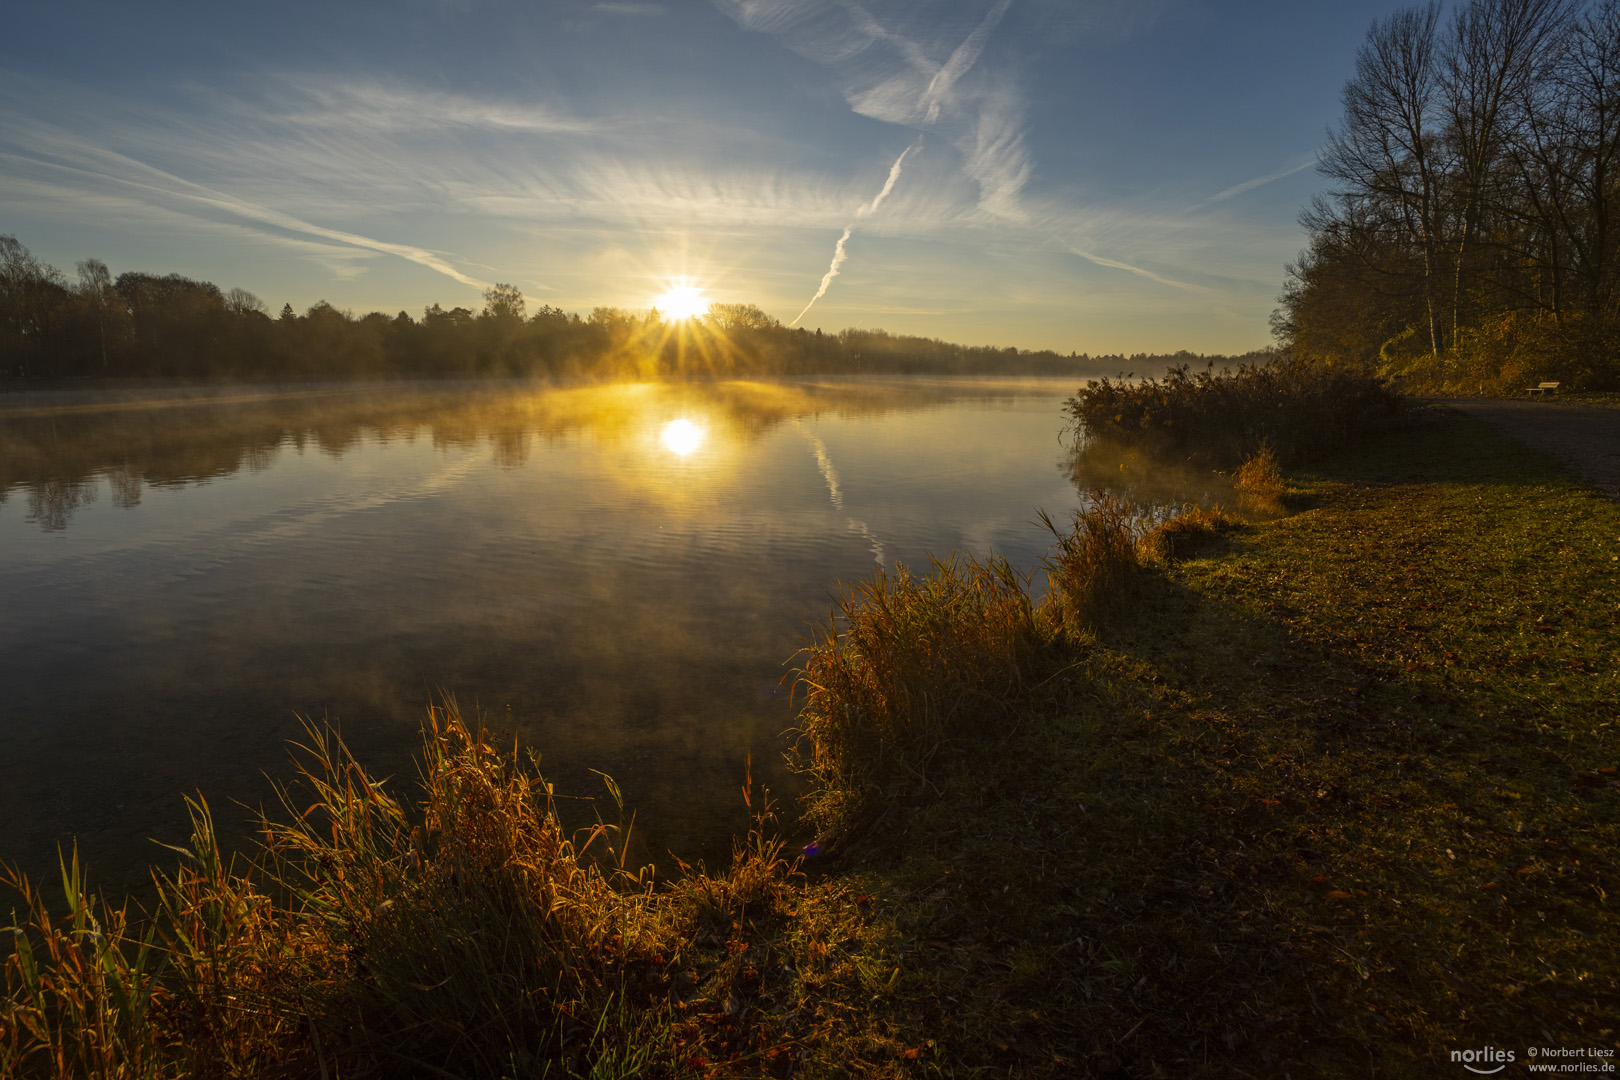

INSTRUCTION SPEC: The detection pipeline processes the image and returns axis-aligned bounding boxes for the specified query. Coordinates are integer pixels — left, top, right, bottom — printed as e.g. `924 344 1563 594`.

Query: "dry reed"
1140 506 1242 562
1037 494 1147 637
790 554 1042 838
2 706 682 1078
1063 356 1398 469
1233 444 1286 512
791 495 1162 840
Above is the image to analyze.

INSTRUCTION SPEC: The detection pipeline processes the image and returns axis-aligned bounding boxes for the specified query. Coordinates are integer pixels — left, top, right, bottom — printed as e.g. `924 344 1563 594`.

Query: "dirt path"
1440 397 1620 501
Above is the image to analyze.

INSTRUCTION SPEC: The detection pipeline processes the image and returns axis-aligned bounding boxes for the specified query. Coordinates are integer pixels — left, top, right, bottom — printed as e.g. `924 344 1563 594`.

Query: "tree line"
0 235 1258 383
1274 0 1620 390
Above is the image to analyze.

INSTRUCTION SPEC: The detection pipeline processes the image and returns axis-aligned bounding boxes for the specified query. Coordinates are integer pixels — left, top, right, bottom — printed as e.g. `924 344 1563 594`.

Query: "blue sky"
0 0 1407 354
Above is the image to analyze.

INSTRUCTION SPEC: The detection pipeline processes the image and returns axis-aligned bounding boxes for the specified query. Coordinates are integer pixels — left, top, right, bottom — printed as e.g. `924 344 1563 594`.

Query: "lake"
0 376 1220 890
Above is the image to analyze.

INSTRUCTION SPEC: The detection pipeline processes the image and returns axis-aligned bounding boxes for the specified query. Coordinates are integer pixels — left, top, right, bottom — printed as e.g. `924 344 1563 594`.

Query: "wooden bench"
1526 381 1561 396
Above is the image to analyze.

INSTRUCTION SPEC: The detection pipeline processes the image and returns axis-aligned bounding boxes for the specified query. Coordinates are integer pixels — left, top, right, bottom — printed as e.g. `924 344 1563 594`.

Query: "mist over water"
0 376 1190 890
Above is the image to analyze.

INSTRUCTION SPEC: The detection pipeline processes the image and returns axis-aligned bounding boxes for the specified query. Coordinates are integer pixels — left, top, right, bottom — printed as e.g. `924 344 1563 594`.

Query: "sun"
653 284 709 321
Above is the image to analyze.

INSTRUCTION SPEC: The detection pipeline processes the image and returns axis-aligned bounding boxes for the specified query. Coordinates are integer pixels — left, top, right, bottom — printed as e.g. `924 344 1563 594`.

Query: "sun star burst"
653 285 709 321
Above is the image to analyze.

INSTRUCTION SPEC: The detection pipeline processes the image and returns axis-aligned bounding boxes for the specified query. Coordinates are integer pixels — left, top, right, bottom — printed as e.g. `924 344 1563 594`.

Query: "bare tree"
1320 4 1449 355
706 303 779 333
1441 0 1575 332
1 235 68 371
76 258 114 369
1537 0 1620 315
224 286 267 317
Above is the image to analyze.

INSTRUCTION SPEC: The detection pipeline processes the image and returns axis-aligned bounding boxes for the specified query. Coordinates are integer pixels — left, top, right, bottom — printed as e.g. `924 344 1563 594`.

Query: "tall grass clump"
790 554 1042 838
1037 494 1147 637
2 850 168 1079
1065 355 1398 469
2 705 682 1079
1139 505 1242 562
792 495 1168 841
257 711 674 1077
1233 444 1285 512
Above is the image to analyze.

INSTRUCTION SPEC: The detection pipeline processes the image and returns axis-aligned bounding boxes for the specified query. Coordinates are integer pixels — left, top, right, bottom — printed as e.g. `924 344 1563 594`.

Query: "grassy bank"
795 405 1618 1076
6 404 1618 1077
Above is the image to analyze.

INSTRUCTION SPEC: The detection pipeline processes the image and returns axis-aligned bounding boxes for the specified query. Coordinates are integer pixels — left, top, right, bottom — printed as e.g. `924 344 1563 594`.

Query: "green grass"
5 403 1617 1077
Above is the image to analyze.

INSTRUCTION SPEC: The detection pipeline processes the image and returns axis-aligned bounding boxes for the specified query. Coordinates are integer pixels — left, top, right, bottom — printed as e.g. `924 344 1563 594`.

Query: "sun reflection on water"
660 417 706 457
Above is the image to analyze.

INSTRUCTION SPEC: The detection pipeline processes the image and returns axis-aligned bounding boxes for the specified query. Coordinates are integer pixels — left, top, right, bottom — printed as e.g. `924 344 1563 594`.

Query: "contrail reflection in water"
793 419 885 566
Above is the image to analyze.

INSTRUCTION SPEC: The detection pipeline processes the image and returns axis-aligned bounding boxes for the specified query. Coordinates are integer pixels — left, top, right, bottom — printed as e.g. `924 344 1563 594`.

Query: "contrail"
789 145 914 327
1063 243 1204 292
790 226 853 327
856 144 912 217
1191 157 1318 210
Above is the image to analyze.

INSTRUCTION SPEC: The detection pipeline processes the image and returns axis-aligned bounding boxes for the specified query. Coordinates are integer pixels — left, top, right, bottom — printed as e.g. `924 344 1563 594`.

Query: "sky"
0 0 1411 355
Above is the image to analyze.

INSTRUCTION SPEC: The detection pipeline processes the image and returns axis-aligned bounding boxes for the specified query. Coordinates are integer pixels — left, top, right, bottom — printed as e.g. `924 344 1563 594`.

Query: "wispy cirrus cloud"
0 124 493 290
456 152 956 231
0 61 1288 323
0 171 381 281
714 0 1030 221
919 0 1011 124
1 70 967 246
277 82 596 135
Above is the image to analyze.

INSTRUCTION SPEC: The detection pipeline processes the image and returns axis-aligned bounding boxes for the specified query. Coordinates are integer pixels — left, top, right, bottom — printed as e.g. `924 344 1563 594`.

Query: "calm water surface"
0 376 1193 887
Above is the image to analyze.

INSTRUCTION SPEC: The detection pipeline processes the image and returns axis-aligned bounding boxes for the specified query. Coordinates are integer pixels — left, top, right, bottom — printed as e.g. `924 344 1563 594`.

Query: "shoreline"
5 400 1617 1075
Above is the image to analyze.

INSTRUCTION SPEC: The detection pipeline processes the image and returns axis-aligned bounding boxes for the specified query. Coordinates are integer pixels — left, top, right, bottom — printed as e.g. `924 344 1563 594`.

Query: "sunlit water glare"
660 417 706 456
